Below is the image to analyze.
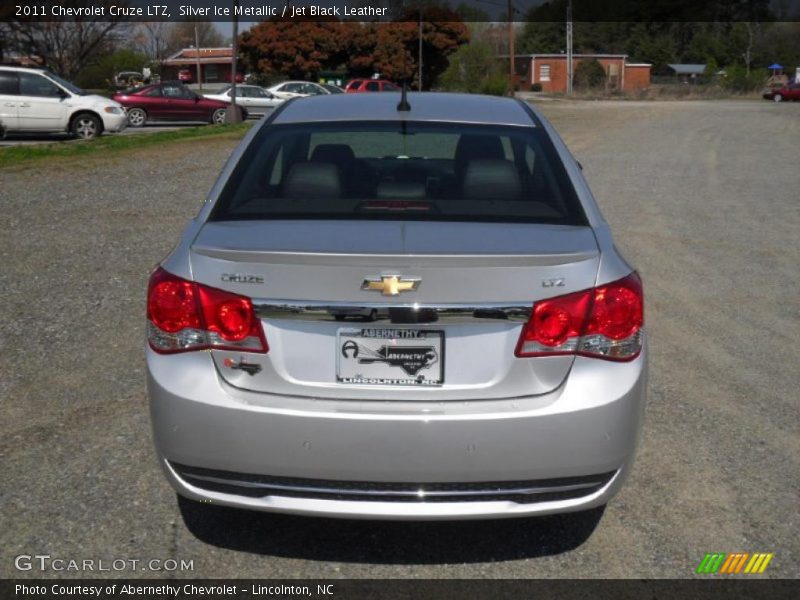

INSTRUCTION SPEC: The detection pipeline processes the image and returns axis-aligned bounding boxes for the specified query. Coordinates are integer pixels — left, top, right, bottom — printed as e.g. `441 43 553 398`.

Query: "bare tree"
166 22 225 55
132 22 172 66
3 3 127 78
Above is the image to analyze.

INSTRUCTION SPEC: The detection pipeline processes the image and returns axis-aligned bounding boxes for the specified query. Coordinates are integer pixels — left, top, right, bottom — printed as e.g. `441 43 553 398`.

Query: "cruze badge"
221 273 264 284
361 275 420 296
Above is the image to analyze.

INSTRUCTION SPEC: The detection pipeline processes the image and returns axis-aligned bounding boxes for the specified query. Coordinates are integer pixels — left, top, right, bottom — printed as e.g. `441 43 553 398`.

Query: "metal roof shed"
667 64 707 75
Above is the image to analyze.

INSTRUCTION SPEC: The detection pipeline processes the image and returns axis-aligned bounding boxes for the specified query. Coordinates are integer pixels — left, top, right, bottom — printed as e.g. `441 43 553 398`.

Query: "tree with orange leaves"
239 9 468 88
240 18 357 81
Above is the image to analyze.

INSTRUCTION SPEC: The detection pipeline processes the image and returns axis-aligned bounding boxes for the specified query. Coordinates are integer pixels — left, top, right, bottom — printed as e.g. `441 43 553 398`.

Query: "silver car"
147 92 646 521
203 85 284 117
266 81 334 99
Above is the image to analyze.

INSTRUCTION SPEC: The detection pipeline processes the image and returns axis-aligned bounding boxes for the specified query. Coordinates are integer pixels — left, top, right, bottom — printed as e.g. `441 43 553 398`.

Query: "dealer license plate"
336 328 444 386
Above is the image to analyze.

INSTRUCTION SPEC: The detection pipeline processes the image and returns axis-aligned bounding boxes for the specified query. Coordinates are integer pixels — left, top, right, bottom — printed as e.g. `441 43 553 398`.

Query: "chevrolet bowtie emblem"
361 275 420 296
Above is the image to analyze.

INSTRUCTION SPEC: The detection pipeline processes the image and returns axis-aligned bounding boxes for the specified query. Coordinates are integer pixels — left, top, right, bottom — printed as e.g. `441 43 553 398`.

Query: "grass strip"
0 122 252 168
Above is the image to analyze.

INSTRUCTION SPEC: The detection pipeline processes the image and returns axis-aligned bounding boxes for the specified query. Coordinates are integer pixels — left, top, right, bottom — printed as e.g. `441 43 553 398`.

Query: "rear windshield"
210 121 587 225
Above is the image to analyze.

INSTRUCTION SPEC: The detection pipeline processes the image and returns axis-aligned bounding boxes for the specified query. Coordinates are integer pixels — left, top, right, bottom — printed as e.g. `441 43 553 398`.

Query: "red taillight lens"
525 289 592 348
218 300 253 340
147 270 200 333
147 267 267 354
197 285 259 343
516 273 643 361
587 276 643 341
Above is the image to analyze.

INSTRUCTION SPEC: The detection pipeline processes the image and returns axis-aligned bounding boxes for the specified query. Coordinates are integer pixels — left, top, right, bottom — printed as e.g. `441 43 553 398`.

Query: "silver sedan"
147 92 647 521
266 80 339 99
203 85 284 116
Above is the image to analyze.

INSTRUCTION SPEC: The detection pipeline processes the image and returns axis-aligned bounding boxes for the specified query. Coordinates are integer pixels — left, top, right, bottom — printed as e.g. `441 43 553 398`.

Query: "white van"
0 66 127 139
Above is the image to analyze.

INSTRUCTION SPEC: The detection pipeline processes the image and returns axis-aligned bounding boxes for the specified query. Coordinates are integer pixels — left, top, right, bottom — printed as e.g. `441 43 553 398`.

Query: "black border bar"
3 0 799 23
3 579 799 600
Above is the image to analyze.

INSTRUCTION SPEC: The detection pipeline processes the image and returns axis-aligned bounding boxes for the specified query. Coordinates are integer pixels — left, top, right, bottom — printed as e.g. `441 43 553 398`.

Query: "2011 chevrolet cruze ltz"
146 92 646 520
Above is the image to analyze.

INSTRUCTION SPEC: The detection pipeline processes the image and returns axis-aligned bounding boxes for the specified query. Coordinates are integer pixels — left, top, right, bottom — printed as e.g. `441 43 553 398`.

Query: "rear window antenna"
397 79 411 112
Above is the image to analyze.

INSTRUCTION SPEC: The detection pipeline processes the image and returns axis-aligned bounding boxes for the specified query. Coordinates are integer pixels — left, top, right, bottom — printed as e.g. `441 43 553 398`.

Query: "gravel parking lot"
1 99 798 579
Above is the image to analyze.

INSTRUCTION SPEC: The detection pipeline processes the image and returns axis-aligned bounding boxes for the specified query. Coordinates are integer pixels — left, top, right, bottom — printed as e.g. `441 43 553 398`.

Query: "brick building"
514 53 651 93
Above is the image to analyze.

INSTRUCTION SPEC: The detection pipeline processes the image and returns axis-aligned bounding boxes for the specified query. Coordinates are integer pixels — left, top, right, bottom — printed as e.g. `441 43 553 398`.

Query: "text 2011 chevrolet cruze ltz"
147 92 646 520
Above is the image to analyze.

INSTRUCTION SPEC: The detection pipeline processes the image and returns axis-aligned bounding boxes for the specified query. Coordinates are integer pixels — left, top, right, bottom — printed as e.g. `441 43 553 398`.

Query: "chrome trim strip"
181 473 604 498
191 247 598 267
254 300 532 323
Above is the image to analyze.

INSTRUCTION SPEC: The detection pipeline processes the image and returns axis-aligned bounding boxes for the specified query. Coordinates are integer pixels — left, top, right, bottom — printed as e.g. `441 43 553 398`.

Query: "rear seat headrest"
463 159 521 200
310 144 356 171
454 135 505 177
283 162 342 199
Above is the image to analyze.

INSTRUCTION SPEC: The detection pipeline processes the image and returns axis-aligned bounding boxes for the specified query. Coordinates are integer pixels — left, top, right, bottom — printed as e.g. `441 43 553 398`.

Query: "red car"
111 81 244 126
345 79 399 93
763 83 800 102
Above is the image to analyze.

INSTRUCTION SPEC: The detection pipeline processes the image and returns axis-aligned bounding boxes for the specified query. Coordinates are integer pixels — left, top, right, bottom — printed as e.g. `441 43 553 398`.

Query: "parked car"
113 71 143 88
178 69 193 83
266 81 336 99
229 73 245 84
112 81 244 126
203 85 283 116
147 92 647 521
321 83 345 94
345 79 400 93
330 307 380 321
0 66 127 139
763 83 800 102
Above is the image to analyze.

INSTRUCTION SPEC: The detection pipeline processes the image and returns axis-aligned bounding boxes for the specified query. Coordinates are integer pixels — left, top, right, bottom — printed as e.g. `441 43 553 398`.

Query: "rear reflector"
147 267 267 354
515 273 643 361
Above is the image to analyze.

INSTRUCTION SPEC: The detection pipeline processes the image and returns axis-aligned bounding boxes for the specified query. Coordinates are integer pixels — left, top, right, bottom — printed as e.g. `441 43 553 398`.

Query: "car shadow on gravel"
177 495 604 563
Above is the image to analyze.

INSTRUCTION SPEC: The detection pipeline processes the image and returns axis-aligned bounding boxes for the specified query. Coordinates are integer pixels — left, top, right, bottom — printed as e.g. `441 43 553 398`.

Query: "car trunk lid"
189 220 600 400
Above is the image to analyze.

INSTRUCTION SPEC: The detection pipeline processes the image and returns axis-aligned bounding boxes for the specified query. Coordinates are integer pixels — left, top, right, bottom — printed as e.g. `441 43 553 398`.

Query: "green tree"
439 42 507 95
74 48 149 89
756 22 800 76
624 24 676 72
703 56 719 78
518 21 564 54
723 63 767 91
683 25 728 65
573 58 606 89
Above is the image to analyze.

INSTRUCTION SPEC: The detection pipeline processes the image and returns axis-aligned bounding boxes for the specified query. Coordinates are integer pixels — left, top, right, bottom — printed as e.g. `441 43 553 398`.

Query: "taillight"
515 273 643 361
147 267 267 354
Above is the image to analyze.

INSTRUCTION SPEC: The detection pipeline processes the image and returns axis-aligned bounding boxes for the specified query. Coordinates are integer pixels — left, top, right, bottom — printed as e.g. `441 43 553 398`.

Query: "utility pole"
418 14 423 91
194 25 202 91
227 0 242 122
566 0 573 95
507 0 515 96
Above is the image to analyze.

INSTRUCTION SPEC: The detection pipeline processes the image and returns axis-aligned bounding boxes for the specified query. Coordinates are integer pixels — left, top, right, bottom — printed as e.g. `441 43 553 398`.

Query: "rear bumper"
148 344 647 520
